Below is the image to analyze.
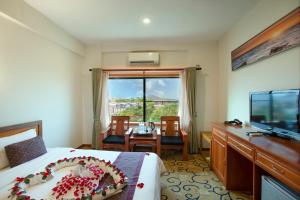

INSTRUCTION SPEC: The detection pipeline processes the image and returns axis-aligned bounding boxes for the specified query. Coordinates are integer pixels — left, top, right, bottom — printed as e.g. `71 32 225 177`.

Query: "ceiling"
24 0 259 44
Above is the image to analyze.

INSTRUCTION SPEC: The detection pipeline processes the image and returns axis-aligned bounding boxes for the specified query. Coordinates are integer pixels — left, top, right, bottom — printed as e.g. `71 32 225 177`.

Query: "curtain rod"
89 66 202 72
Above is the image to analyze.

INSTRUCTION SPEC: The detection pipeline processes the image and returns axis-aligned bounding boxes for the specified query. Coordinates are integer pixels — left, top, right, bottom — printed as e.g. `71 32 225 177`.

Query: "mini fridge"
261 176 300 200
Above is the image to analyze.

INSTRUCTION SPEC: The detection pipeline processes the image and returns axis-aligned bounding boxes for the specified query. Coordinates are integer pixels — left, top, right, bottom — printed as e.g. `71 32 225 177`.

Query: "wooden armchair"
99 116 132 151
157 116 188 160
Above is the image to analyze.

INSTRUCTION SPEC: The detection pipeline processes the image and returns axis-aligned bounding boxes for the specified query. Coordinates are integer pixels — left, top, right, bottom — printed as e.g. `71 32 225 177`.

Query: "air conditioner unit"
128 52 160 66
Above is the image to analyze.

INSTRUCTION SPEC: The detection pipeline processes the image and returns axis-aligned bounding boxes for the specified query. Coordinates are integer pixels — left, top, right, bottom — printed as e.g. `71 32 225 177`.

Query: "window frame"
109 76 179 122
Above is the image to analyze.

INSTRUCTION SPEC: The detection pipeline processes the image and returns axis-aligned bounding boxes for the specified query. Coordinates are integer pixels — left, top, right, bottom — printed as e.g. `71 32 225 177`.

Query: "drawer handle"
271 164 285 174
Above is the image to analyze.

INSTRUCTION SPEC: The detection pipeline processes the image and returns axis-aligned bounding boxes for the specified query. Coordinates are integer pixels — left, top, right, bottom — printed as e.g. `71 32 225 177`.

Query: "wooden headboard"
0 121 42 138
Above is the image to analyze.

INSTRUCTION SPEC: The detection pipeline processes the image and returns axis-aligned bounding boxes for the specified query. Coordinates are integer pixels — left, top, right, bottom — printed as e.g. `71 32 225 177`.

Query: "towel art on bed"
98 152 146 200
9 152 147 200
9 156 129 200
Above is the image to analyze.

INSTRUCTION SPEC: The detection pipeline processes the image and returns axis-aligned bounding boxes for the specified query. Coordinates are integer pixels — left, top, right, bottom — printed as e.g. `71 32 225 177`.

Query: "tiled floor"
160 151 252 200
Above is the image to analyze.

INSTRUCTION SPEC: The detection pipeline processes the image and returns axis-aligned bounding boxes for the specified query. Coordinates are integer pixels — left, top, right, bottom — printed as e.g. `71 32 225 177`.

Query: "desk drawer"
228 136 254 161
256 151 300 192
212 128 226 142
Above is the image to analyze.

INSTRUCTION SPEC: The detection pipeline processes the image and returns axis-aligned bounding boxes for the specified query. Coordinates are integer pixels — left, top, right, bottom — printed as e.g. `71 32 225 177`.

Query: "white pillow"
0 129 37 169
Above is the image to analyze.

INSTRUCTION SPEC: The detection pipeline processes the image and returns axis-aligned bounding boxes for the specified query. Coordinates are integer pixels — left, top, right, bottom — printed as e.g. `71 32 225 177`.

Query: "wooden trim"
0 120 42 138
76 144 93 149
199 147 210 151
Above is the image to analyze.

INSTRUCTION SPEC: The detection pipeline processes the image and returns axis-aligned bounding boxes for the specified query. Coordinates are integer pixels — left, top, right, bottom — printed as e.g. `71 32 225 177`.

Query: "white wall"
0 3 85 147
0 0 85 56
81 46 102 144
218 0 300 123
81 42 219 145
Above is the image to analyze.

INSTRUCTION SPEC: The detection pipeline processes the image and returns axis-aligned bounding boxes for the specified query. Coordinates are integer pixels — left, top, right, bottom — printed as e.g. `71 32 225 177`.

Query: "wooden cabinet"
211 123 300 200
211 128 227 184
228 135 254 161
255 150 300 192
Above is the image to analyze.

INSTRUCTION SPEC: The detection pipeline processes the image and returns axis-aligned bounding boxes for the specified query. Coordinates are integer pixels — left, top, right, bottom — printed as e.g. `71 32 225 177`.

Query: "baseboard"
199 147 210 151
77 144 93 149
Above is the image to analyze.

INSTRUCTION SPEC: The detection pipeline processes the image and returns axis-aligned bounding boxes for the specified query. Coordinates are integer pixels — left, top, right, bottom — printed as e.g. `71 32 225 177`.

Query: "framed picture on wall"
231 7 300 71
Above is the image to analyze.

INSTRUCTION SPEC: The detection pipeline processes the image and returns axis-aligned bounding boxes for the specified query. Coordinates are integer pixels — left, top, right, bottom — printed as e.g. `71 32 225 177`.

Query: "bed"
0 121 166 200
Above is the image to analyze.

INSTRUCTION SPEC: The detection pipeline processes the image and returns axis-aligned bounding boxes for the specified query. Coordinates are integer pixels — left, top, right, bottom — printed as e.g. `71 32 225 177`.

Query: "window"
108 77 179 122
146 78 179 122
108 79 143 122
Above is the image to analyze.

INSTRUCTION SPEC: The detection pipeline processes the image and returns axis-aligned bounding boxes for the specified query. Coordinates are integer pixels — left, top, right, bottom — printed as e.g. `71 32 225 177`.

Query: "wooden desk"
200 132 212 167
200 132 212 151
211 122 300 200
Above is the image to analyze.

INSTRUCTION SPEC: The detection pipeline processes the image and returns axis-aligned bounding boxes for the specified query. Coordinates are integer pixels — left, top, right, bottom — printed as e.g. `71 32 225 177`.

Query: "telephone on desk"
224 119 264 137
224 119 243 126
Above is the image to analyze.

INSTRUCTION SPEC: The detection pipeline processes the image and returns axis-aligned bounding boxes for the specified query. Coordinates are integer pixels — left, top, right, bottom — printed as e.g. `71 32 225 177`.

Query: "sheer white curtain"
179 70 191 130
100 72 110 130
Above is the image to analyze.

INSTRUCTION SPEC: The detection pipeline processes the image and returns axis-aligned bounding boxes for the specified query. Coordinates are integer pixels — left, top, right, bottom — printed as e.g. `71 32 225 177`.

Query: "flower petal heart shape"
9 156 128 200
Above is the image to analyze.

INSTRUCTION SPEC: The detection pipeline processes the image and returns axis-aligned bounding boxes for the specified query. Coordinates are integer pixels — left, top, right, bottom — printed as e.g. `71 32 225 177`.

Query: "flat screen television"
250 89 300 140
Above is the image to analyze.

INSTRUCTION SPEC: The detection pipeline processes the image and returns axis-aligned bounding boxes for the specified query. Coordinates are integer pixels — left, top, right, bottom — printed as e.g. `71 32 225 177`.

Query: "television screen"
250 89 300 140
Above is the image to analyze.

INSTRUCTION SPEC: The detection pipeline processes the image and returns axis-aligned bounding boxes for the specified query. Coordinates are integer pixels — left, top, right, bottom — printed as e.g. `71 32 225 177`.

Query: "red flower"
79 160 85 165
137 182 144 189
12 186 19 191
16 177 24 182
119 172 125 178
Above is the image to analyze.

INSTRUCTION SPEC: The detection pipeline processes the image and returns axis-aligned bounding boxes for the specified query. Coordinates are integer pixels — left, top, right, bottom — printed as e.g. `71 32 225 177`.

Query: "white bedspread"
0 148 166 200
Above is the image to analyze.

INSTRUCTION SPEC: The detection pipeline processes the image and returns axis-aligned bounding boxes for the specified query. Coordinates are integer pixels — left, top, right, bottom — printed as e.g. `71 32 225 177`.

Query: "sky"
108 78 180 100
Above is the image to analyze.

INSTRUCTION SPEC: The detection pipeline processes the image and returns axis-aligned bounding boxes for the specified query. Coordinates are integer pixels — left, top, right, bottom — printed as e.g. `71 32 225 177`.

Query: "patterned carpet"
160 151 252 200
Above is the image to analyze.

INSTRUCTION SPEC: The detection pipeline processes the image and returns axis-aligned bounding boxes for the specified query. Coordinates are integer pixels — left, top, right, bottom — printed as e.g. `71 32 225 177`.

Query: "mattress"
0 148 165 200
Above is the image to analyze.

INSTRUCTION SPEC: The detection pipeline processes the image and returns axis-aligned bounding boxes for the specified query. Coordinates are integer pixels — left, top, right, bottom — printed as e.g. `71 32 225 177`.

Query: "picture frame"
231 7 300 71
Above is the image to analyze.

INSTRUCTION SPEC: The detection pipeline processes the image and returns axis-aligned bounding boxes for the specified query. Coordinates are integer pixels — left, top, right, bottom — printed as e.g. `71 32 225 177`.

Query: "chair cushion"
161 136 184 145
103 135 125 144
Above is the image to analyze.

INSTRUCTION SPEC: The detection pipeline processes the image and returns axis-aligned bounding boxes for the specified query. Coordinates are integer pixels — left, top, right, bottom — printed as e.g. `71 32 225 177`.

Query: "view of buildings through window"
108 78 179 122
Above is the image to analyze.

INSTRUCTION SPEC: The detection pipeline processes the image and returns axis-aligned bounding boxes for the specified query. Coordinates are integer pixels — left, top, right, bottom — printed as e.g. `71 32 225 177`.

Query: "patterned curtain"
185 67 198 153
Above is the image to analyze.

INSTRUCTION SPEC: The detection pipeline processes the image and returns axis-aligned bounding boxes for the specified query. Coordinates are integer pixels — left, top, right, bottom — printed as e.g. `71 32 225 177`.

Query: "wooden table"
129 128 160 153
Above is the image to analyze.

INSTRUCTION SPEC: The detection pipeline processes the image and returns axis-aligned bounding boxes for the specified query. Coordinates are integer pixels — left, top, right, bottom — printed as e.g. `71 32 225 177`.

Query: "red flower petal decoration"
137 182 144 189
16 177 24 182
12 186 19 191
